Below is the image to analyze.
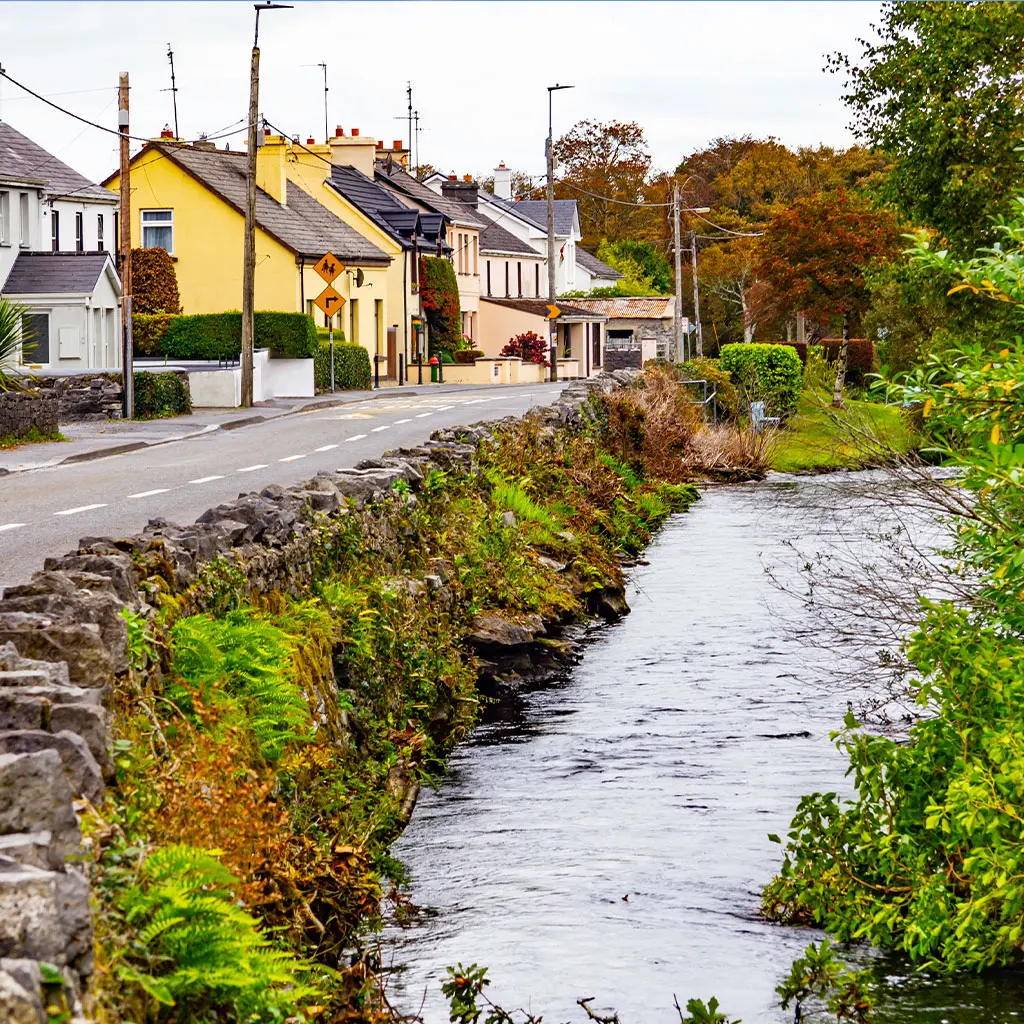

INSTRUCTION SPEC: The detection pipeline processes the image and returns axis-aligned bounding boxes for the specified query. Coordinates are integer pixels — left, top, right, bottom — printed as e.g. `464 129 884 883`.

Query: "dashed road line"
54 503 107 516
346 434 367 441
238 464 269 472
415 412 432 418
0 523 25 533
394 419 412 425
128 488 170 499
371 425 390 432
279 454 306 462
189 475 224 484
314 444 338 452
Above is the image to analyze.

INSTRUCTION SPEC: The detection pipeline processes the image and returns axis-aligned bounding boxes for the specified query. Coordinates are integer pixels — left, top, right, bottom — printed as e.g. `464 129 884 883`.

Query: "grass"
0 425 66 450
770 391 915 474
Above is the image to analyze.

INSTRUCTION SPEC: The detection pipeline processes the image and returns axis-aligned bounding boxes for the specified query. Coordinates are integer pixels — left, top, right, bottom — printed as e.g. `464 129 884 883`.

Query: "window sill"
0 242 10 248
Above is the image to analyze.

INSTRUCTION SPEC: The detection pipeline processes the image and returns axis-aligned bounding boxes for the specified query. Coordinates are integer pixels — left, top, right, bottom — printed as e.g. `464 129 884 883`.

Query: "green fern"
169 612 312 763
118 844 316 1018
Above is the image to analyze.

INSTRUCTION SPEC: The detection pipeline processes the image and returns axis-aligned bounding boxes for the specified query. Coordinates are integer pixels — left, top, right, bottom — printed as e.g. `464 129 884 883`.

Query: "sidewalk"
0 381 558 475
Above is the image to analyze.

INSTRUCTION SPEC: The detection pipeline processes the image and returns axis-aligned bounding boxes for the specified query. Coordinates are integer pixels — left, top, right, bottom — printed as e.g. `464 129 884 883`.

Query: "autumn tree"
757 190 902 406
829 0 1024 249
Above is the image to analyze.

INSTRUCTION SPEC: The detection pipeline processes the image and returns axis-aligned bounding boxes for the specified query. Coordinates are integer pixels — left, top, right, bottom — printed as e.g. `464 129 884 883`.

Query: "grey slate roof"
148 143 389 263
0 121 114 202
494 198 577 237
480 220 540 257
375 164 488 228
481 296 606 321
2 252 113 295
576 248 623 280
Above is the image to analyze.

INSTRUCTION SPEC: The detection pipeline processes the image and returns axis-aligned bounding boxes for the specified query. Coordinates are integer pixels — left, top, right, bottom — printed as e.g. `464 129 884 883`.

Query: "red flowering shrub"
501 331 550 366
419 256 462 357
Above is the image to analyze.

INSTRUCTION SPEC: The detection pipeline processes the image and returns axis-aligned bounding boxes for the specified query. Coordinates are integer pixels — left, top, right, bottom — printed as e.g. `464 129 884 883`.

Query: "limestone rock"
467 612 545 648
50 704 110 778
0 615 112 691
0 752 80 863
0 695 45 731
0 732 103 805
588 585 631 621
40 553 138 605
0 833 57 872
0 966 44 1024
0 646 69 687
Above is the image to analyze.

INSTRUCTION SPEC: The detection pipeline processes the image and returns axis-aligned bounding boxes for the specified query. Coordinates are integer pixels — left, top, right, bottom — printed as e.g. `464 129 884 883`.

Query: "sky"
0 0 883 186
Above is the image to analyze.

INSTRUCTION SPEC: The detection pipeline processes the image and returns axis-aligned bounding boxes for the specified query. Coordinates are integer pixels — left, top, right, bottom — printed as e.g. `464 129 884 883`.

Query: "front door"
387 326 397 379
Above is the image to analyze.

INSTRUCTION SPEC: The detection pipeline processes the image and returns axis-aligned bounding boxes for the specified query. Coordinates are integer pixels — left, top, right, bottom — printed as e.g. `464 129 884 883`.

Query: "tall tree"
828 0 1024 250
757 190 902 406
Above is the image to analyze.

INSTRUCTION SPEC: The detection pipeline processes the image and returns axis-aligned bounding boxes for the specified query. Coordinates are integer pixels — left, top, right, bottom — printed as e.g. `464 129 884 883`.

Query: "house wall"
482 255 545 301
0 183 42 287
478 300 551 358
49 197 117 254
604 317 675 359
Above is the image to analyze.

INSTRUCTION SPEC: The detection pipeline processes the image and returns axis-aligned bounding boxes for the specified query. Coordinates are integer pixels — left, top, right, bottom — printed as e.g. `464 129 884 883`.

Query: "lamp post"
547 83 572 382
241 1 291 408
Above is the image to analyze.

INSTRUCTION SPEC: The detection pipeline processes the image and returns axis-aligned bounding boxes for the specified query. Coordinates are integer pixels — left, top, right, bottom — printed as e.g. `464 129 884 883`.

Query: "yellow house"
102 138 392 371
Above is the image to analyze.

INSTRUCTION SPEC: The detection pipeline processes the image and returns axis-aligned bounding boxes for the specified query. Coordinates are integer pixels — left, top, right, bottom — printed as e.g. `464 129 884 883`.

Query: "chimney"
327 129 378 176
159 125 174 139
192 139 216 152
393 139 402 150
376 140 384 150
256 133 289 204
493 161 512 200
335 126 344 137
351 128 360 137
442 176 479 209
306 137 316 145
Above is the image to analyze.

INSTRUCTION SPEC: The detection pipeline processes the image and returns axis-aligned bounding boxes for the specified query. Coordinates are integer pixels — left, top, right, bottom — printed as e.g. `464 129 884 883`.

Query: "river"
383 476 1024 1022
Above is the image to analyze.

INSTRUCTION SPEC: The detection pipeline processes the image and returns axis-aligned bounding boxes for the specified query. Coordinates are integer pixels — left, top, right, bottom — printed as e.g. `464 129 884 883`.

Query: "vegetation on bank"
86 367 775 1022
0 424 66 449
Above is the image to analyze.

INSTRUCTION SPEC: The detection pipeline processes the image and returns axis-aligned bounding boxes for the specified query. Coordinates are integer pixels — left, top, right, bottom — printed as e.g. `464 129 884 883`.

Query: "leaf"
992 422 1001 445
923 398 934 418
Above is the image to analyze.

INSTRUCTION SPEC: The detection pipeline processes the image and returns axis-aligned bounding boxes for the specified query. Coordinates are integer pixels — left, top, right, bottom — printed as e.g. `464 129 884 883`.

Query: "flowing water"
384 476 1024 1022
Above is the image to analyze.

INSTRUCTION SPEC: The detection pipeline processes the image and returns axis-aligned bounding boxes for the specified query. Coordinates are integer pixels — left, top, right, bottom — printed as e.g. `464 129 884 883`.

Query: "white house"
0 120 122 371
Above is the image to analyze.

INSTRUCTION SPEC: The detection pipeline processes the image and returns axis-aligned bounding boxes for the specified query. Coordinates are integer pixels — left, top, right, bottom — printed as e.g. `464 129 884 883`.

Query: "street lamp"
547 83 573 383
241 1 291 408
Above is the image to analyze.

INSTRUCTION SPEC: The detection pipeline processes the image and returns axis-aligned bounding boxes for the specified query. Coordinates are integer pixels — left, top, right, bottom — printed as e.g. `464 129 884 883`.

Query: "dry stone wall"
0 392 59 440
0 370 638 1021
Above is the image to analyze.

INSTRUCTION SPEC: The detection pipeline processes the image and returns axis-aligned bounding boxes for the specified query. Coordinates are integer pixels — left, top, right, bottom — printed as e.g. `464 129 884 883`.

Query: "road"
0 383 565 592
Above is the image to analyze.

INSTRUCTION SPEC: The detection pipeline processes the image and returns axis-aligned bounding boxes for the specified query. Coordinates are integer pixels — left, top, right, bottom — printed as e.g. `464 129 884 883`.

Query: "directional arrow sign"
313 284 346 318
315 252 345 284
545 303 561 319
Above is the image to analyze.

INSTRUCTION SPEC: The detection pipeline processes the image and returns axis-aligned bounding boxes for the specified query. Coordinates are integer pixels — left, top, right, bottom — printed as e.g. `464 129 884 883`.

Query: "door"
387 326 397 379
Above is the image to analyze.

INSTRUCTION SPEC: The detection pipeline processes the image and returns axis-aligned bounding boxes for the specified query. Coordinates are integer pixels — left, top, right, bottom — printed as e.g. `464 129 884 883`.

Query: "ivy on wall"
419 256 462 357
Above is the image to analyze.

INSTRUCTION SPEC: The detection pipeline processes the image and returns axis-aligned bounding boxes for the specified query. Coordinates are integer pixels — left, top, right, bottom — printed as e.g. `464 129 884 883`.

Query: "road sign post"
313 253 346 392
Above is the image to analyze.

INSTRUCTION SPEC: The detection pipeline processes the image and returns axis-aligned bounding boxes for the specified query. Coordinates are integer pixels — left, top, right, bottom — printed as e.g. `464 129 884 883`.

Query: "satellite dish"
354 268 365 288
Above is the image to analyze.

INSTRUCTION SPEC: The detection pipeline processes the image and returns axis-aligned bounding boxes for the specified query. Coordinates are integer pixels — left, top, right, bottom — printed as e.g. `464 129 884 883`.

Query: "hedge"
158 312 318 361
131 248 182 315
453 349 485 364
818 338 875 384
134 371 192 419
719 343 803 418
314 341 371 393
132 313 176 357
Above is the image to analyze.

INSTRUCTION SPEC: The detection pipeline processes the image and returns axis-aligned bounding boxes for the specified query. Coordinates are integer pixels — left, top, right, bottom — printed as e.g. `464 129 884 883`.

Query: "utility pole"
166 45 179 139
672 181 683 364
242 2 291 409
547 83 573 382
317 62 327 143
118 72 133 419
691 230 703 358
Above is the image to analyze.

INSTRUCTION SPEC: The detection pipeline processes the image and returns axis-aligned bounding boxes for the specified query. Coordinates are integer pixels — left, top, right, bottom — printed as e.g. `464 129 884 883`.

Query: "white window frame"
97 212 104 252
0 191 9 244
141 208 174 253
19 193 29 247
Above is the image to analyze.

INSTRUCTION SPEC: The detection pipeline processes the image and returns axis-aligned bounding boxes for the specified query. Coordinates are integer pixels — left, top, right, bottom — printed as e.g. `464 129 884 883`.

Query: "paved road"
0 383 565 592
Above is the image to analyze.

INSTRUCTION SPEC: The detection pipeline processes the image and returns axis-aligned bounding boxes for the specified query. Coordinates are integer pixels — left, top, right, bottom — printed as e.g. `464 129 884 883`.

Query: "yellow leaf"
947 283 979 295
1001 348 1010 358
992 423 1001 445
982 363 992 372
922 398 934 418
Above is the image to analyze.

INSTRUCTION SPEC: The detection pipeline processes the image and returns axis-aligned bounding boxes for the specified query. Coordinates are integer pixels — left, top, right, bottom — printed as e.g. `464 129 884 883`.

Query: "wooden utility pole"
241 42 259 408
672 181 683 364
118 72 134 419
690 230 703 358
546 84 572 381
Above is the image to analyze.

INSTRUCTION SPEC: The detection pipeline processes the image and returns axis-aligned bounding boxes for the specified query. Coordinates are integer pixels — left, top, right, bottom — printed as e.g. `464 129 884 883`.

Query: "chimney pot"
351 128 359 137
376 140 384 149
463 174 472 182
307 137 316 145
447 174 457 181
335 126 344 137
160 127 174 139
498 161 506 168
393 139 402 150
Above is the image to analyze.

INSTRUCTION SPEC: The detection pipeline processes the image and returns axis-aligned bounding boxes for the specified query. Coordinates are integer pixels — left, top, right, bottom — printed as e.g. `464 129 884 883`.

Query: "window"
504 261 509 297
410 245 419 288
457 233 464 275
19 194 29 246
349 297 359 345
97 213 104 252
0 191 9 244
472 236 478 275
75 211 84 252
141 209 173 251
113 210 119 249
517 262 522 298
21 312 50 364
592 323 602 367
486 260 492 296
535 264 540 297
50 210 59 251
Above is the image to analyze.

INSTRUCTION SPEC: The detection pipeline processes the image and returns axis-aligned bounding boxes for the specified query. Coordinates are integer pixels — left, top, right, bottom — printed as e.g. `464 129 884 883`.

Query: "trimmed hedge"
314 342 371 393
818 338 875 384
134 371 192 419
159 312 318 361
131 248 182 315
453 349 485 365
719 343 803 418
132 313 175 357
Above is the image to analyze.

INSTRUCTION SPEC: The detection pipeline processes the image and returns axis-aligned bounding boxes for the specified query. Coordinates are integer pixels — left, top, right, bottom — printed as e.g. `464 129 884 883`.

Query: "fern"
118 844 316 1018
169 612 312 763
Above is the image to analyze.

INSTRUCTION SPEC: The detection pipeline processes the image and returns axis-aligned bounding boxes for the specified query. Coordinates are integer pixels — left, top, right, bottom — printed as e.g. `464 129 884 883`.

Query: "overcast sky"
0 1 882 185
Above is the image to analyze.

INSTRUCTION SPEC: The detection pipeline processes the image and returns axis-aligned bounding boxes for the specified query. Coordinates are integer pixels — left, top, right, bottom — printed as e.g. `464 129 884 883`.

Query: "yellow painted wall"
478 300 549 357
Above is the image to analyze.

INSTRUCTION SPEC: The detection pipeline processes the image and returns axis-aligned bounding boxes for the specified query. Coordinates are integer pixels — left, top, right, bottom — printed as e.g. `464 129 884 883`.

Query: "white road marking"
238 464 269 472
371 425 390 432
314 444 338 452
465 399 488 404
128 488 170 499
54 503 107 516
189 475 224 484
394 418 412 425
279 454 306 462
415 412 432 418
0 523 25 533
346 434 367 441
437 405 454 411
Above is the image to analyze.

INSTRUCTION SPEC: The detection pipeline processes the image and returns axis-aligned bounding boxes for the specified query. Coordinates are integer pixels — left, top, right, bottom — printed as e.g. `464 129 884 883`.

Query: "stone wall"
36 374 123 422
0 391 59 440
604 349 643 372
0 370 639 1020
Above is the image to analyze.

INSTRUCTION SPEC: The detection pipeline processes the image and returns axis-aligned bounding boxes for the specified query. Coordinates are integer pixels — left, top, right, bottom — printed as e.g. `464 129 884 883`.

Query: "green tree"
828 0 1024 250
594 239 672 295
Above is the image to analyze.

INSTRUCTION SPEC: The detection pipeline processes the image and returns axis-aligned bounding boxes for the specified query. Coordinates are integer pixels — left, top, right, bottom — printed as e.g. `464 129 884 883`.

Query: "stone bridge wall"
0 370 637 1020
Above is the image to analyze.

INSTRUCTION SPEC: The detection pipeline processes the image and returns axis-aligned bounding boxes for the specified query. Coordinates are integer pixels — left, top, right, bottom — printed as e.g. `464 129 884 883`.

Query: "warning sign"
314 252 345 284
313 285 345 318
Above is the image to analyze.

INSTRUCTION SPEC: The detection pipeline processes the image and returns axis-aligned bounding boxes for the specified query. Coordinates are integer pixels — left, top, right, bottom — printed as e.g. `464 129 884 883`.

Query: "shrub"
817 338 875 384
501 331 549 366
775 340 808 366
159 312 318 361
130 247 182 315
314 341 371 392
453 349 485 364
420 256 462 357
133 371 192 419
132 312 175 357
719 343 803 418
678 357 739 420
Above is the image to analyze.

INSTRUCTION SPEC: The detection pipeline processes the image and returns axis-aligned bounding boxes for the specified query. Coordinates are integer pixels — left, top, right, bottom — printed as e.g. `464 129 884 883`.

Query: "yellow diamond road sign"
315 252 345 284
313 285 345 318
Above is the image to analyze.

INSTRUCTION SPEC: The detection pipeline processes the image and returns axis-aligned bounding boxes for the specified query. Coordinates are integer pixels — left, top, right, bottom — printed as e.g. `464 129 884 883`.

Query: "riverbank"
770 392 915 473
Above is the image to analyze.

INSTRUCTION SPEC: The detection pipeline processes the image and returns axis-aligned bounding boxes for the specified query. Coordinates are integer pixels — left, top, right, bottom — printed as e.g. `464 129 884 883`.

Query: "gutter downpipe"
403 246 409 386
